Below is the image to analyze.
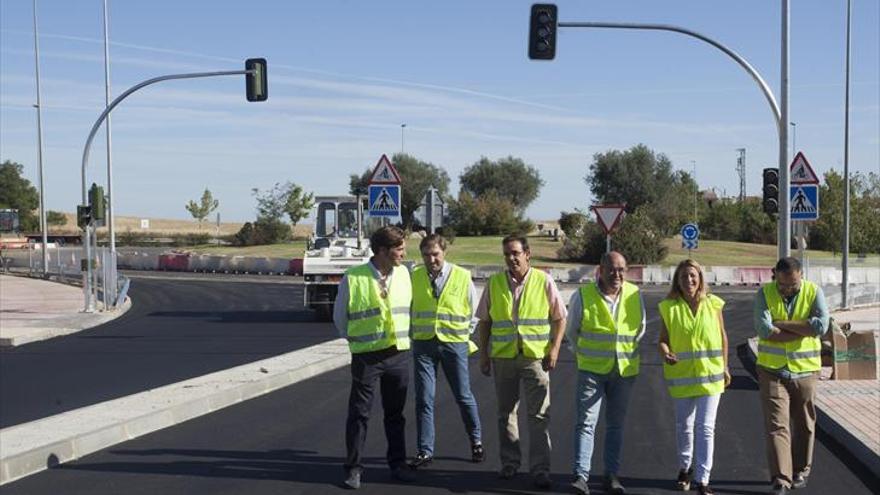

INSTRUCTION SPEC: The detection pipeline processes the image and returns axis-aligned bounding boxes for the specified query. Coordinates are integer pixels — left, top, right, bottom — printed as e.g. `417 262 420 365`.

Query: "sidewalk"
746 305 880 479
0 275 130 347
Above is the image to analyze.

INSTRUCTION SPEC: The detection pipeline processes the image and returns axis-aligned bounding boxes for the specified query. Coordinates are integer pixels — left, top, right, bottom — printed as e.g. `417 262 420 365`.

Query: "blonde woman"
658 260 730 495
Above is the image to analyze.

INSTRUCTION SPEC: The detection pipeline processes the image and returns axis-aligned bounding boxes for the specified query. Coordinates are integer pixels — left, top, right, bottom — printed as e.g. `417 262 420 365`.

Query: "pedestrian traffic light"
77 205 92 229
762 167 779 215
89 183 106 222
528 4 558 60
245 58 268 102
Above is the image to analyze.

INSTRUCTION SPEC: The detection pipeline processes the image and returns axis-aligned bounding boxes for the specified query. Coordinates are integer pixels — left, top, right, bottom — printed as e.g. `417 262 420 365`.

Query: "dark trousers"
345 347 409 471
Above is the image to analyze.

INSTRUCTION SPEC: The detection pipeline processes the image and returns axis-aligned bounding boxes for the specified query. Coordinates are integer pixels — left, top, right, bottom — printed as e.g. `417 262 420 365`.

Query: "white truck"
302 195 372 321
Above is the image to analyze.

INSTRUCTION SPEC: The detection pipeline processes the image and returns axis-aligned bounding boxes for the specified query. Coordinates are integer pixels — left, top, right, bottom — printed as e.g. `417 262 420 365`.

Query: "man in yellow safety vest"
333 226 417 489
754 257 829 495
476 234 567 490
566 251 645 495
409 233 483 469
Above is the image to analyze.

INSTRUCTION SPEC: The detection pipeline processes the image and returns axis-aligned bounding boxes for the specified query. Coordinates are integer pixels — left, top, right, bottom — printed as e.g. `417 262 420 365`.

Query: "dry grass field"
49 213 313 237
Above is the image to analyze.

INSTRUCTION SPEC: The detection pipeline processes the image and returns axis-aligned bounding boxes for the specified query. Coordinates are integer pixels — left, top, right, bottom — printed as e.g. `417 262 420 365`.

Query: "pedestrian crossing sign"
368 184 401 217
790 184 819 221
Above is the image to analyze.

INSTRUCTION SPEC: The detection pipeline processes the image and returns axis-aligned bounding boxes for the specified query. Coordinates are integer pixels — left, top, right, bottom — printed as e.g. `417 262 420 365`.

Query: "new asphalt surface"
3 286 876 494
0 274 332 428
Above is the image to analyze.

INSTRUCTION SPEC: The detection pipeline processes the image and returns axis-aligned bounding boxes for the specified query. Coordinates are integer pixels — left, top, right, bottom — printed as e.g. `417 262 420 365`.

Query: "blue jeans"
573 368 636 480
413 338 481 456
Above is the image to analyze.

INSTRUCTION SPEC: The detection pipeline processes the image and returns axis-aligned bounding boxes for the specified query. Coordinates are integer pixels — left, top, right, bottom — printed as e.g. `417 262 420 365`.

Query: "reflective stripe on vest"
410 265 472 343
576 281 642 376
345 263 412 354
756 280 821 373
658 294 726 398
488 269 551 359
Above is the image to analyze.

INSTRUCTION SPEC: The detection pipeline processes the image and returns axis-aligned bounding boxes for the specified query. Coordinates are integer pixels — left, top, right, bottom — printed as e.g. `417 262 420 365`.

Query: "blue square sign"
790 184 819 221
368 185 401 217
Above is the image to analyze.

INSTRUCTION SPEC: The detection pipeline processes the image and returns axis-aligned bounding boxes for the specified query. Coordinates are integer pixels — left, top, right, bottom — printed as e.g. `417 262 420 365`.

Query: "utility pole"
736 148 746 202
691 160 698 221
32 0 48 277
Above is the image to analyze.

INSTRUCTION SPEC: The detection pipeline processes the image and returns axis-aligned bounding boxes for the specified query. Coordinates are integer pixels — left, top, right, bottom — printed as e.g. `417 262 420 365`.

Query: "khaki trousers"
493 355 551 474
758 367 817 488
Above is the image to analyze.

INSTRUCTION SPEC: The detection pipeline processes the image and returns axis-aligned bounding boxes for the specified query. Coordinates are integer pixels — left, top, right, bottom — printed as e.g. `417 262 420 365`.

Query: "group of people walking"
332 226 828 494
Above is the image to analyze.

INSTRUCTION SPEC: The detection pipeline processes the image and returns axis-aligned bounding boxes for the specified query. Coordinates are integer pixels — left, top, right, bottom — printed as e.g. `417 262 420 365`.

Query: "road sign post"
591 204 626 253
789 152 819 268
681 222 700 258
367 154 402 221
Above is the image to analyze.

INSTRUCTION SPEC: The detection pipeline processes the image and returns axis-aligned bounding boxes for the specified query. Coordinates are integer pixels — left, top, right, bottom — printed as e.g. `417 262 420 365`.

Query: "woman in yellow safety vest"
658 259 730 495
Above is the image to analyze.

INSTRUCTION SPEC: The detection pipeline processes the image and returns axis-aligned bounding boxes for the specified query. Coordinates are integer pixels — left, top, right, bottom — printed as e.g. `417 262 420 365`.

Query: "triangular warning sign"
791 187 817 213
789 152 819 184
368 154 402 184
591 204 626 234
371 187 398 211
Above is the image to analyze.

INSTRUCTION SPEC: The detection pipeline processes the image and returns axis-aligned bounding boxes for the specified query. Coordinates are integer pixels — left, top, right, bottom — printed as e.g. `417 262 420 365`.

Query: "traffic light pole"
558 0 791 259
79 68 256 312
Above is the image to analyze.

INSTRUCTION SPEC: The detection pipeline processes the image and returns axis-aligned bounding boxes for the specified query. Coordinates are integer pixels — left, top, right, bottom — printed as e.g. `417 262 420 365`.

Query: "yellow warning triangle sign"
789 152 819 184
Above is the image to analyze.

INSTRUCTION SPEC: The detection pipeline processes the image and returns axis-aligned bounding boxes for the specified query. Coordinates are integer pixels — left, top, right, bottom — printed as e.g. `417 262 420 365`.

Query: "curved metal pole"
79 69 249 312
559 20 790 257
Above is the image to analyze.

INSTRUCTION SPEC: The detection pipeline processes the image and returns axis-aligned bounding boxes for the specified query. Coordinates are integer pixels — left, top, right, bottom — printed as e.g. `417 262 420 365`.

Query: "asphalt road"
4 287 876 494
0 274 333 428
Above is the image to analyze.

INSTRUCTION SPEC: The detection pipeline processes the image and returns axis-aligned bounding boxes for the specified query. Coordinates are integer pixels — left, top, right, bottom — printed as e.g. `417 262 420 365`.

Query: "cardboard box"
832 330 878 380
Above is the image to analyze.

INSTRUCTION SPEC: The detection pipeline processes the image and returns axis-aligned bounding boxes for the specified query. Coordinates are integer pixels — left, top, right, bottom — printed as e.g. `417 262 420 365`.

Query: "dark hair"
774 256 802 274
419 233 447 251
370 226 406 252
502 234 530 252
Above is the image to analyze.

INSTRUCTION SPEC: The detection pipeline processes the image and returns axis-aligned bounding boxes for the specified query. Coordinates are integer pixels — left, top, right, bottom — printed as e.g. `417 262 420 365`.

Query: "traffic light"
77 205 92 229
245 58 268 102
762 167 779 215
528 4 558 60
89 183 106 222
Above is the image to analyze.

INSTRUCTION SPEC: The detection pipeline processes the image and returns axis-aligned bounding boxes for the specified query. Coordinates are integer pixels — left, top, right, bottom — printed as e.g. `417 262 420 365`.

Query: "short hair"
370 226 406 252
666 259 709 301
502 234 530 252
774 257 802 274
600 251 627 269
419 233 447 252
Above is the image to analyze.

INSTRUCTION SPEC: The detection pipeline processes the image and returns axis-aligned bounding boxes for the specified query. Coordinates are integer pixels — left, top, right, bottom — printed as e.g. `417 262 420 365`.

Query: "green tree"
557 207 667 264
252 182 314 229
0 160 40 231
459 156 543 214
349 153 450 228
447 191 532 236
585 145 697 235
185 188 220 229
46 210 67 227
810 170 880 254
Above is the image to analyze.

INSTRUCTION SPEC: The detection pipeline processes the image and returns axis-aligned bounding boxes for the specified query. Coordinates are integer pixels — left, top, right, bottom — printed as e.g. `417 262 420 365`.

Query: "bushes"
232 217 291 246
557 207 667 264
447 191 532 236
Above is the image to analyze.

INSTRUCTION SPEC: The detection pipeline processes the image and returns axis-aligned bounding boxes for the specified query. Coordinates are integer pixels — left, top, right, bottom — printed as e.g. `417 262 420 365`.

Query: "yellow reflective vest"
659 294 726 398
411 264 472 343
576 281 642 376
757 280 821 373
345 263 411 354
488 269 551 359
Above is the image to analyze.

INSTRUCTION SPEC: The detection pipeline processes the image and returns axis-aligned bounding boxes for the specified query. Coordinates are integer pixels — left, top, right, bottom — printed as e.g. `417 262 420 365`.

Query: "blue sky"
1 0 878 223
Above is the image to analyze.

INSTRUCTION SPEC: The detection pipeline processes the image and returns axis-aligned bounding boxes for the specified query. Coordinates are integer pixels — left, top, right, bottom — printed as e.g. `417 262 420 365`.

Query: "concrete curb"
0 297 133 348
742 337 880 480
0 339 351 485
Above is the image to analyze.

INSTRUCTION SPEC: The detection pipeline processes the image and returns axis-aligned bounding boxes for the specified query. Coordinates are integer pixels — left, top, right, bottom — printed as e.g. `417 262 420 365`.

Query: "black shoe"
409 452 433 469
792 472 808 489
605 473 626 495
499 465 518 479
695 483 715 494
571 475 590 495
533 471 552 489
471 443 485 463
343 468 361 490
676 467 693 490
391 465 417 482
769 483 789 495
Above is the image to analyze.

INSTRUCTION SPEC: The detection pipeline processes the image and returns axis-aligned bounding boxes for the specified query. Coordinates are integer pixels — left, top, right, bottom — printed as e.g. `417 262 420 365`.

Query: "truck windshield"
316 202 360 238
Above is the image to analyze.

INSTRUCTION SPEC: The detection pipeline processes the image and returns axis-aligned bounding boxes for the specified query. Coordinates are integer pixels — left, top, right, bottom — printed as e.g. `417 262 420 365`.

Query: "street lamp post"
790 121 797 156
32 0 48 277
401 123 406 154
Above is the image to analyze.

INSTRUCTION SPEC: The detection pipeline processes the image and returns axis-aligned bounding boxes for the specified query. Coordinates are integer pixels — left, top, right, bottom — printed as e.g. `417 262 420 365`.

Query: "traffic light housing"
529 4 558 60
245 58 268 102
77 205 92 229
89 183 106 222
762 167 779 215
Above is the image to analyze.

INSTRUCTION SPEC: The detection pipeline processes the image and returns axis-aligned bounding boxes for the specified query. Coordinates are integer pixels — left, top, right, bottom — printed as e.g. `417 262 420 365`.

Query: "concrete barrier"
737 267 772 285
710 266 737 285
289 258 304 275
157 253 190 271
